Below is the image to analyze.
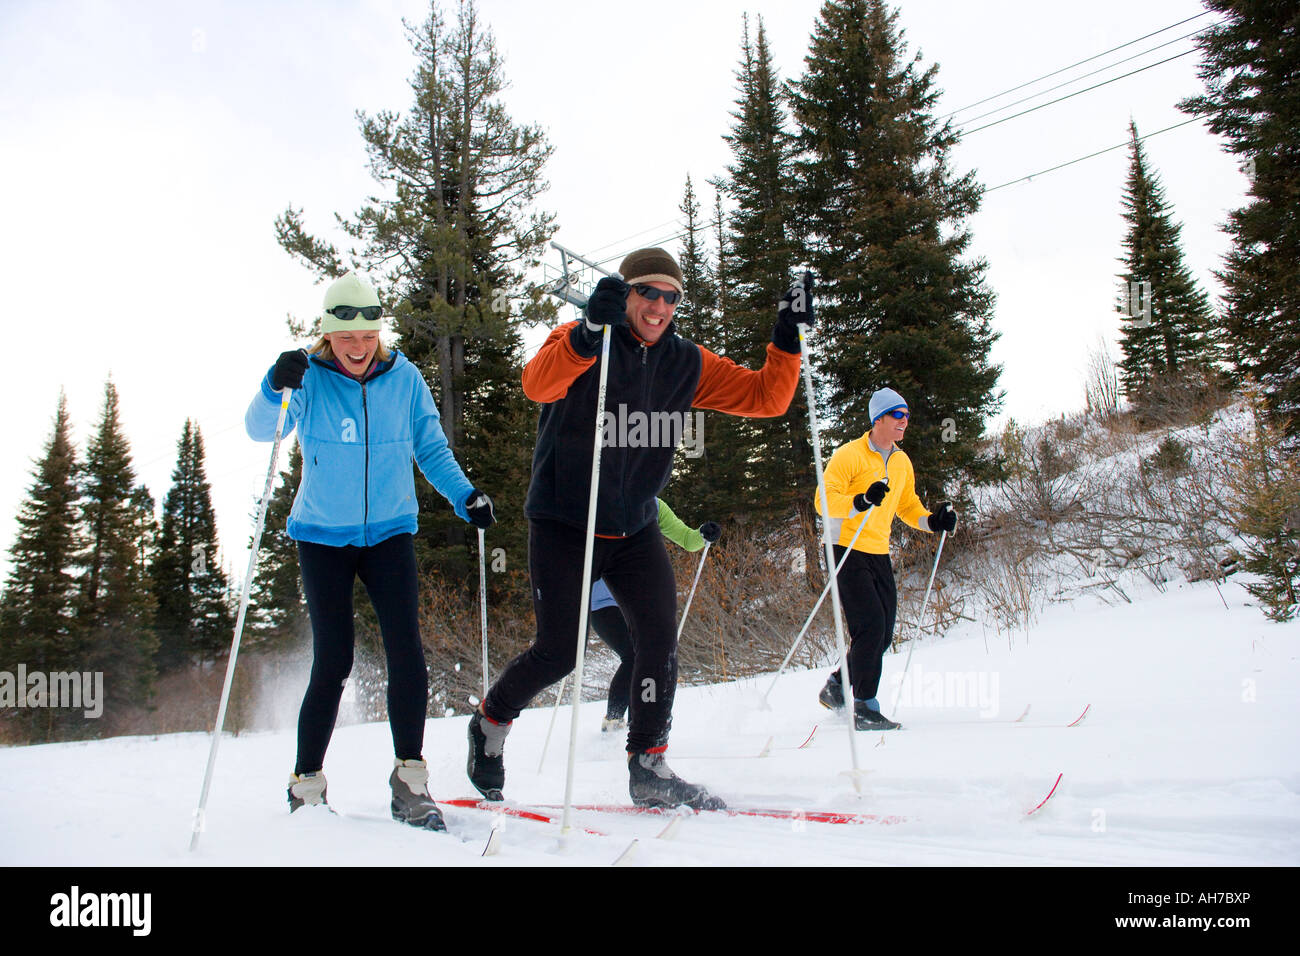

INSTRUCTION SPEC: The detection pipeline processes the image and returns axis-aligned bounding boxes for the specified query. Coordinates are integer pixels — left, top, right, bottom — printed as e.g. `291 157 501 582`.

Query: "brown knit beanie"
618 247 684 294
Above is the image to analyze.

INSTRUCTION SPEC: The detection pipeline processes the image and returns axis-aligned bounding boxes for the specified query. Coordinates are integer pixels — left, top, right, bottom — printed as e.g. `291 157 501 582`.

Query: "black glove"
853 480 889 512
572 277 630 355
928 501 957 534
772 271 815 354
699 521 721 544
465 490 496 530
271 349 309 390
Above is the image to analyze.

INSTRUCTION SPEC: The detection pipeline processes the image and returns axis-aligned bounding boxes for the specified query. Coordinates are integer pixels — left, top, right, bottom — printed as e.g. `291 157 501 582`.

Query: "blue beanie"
869 387 908 423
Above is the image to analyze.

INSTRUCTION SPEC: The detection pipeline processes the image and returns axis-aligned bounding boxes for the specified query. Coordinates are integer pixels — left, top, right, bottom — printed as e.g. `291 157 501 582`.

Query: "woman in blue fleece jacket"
245 271 494 831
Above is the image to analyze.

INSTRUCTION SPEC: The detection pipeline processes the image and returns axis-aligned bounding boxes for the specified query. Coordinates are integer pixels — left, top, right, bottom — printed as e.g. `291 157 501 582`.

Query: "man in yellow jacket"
813 387 957 729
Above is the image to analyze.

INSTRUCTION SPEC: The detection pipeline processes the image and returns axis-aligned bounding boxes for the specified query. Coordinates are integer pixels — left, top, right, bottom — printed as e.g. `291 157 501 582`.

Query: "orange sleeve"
692 343 801 417
521 321 598 403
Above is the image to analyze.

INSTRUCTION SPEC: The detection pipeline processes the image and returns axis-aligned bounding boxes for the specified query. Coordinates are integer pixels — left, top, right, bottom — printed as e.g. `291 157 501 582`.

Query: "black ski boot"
389 758 447 831
818 672 845 711
287 771 329 812
853 699 901 730
628 751 726 811
467 708 510 801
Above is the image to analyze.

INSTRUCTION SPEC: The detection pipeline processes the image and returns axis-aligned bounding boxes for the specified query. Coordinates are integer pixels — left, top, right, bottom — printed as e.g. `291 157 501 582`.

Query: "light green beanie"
321 271 383 333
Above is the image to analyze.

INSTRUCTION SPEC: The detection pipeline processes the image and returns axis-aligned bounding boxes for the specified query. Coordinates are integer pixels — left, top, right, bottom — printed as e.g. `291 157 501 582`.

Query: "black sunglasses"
326 305 383 321
632 284 683 306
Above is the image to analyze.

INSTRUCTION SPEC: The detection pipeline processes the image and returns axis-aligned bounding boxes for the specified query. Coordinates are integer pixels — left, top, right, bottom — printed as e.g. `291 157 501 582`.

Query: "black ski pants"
485 518 677 753
832 547 897 703
295 533 427 774
590 605 634 720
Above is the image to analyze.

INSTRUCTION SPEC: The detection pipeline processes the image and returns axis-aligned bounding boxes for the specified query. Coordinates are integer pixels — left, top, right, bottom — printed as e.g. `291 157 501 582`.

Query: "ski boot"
601 715 627 733
389 758 447 831
628 750 726 811
287 770 329 812
467 707 510 801
853 698 901 731
818 672 845 711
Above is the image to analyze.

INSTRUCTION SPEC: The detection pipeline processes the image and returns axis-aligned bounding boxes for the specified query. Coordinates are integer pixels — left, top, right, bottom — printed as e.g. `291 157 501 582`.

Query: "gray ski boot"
467 708 510 801
389 758 447 831
628 750 726 811
287 771 329 812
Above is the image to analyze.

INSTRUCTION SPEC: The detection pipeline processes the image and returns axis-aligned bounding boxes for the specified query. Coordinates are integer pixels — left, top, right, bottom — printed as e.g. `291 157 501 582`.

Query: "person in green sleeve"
589 498 720 731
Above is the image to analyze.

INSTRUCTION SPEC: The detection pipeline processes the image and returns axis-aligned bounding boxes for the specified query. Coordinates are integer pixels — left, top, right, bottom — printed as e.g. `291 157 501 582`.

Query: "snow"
1 575 1296 867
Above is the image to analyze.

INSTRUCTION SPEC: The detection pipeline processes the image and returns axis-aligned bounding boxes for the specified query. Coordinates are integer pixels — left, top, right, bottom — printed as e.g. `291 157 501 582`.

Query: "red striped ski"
1026 773 1063 816
441 798 607 836
527 802 905 826
443 797 903 826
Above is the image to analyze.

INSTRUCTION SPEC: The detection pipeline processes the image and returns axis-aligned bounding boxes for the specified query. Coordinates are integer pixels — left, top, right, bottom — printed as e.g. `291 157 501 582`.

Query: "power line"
942 10 1212 120
955 28 1207 129
984 117 1202 193
962 49 1196 136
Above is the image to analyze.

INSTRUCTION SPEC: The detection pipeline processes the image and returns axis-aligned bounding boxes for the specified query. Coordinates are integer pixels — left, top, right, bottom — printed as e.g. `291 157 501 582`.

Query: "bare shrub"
675 520 833 682
1084 337 1122 421
1131 367 1231 429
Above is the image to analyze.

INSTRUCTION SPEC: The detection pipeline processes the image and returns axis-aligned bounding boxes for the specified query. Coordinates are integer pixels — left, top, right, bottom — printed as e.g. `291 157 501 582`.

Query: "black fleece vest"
524 323 703 536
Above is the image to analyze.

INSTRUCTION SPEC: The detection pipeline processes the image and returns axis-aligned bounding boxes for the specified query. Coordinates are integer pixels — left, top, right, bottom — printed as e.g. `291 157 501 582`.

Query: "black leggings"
295 533 427 774
832 547 897 702
590 605 634 720
485 518 677 752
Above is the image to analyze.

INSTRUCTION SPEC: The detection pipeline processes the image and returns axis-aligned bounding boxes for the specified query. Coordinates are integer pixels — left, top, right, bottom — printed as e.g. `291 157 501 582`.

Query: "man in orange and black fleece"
467 247 814 809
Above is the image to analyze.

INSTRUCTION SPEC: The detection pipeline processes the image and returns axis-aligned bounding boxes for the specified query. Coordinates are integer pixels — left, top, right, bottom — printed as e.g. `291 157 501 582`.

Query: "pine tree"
0 393 83 678
77 379 157 716
274 0 553 592
152 420 232 670
662 176 744 522
1180 1 1300 435
787 0 1001 500
247 442 307 653
1115 120 1220 416
715 15 816 535
1227 381 1300 621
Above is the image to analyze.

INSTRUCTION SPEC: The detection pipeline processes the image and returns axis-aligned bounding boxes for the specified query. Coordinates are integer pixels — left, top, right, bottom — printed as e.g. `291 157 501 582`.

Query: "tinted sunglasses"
883 409 909 420
632 284 683 306
326 305 383 321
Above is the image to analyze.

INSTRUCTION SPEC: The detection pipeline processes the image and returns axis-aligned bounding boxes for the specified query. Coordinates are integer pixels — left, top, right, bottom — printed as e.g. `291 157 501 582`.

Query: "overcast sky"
0 0 1246 583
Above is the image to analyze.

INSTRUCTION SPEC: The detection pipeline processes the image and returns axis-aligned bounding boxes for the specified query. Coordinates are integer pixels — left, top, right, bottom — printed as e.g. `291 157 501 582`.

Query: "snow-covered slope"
2 573 1295 868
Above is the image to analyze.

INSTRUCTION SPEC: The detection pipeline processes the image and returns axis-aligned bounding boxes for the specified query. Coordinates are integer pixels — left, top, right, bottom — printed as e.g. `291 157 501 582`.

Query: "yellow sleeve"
814 442 864 518
893 455 930 531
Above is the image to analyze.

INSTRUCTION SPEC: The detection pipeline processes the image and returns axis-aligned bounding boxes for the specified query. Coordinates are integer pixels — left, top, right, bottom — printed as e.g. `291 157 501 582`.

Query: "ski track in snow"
1 576 1296 866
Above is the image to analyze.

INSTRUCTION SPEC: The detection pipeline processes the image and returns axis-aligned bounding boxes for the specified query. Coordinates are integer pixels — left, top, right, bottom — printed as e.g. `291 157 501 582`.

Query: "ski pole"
675 541 712 642
562 282 619 836
537 673 569 773
190 386 292 851
761 504 874 707
478 527 489 700
888 530 948 717
793 272 863 790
